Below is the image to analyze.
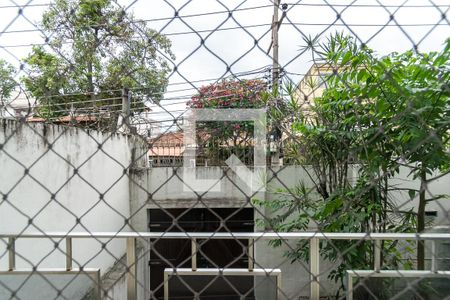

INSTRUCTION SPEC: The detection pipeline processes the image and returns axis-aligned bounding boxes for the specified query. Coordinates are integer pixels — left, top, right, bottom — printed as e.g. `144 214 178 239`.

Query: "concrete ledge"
0 268 100 275
163 268 282 300
164 267 281 276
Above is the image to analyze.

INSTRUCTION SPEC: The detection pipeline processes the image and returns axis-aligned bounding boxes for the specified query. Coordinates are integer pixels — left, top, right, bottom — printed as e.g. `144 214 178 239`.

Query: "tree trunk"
87 61 95 101
88 28 99 101
417 170 426 270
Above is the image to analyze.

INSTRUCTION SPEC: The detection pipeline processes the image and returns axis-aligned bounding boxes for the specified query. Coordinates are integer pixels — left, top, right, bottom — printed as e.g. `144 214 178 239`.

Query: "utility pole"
267 1 287 87
122 88 130 122
268 0 285 167
272 0 280 93
120 88 132 134
122 88 131 110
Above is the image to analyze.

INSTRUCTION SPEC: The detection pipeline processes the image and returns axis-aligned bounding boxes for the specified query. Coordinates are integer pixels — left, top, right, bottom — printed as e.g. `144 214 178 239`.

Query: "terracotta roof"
148 146 185 157
149 132 184 146
149 131 212 146
148 130 253 158
149 132 184 157
27 115 99 123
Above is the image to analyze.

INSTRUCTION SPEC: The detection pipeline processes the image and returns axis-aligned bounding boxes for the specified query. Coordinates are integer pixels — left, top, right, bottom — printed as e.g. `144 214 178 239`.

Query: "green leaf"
408 189 416 200
342 51 352 65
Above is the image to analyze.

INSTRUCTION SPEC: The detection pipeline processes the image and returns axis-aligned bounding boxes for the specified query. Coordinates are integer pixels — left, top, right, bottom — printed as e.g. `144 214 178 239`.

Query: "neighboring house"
148 130 252 167
295 62 366 107
148 131 185 166
0 90 36 119
294 63 335 118
296 63 335 98
27 115 99 125
278 63 335 159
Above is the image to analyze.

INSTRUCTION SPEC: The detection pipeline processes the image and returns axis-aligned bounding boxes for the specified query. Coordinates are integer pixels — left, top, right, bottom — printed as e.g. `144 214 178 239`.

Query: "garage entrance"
148 208 254 299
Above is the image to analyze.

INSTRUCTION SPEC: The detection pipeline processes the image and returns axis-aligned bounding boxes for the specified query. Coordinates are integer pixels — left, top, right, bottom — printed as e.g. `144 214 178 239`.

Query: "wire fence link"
0 0 449 299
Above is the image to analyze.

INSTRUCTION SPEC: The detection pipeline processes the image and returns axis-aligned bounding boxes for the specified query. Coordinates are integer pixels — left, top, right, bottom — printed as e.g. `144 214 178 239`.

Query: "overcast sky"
1 0 449 125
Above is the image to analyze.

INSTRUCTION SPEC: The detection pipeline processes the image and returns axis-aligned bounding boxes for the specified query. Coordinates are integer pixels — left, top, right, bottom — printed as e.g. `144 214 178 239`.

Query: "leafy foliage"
22 0 175 123
0 59 16 101
257 33 449 297
187 79 267 165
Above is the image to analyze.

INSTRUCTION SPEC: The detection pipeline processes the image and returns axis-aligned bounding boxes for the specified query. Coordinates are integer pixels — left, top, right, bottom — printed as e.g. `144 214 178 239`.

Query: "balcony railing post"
94 269 102 300
66 237 72 271
431 240 437 273
248 239 254 272
127 237 136 300
374 239 381 272
347 272 353 300
310 237 320 300
276 272 282 300
8 237 15 271
191 238 197 271
164 271 169 300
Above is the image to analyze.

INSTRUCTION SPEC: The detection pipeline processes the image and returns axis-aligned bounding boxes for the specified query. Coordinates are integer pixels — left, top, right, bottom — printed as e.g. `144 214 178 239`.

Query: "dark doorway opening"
148 208 254 299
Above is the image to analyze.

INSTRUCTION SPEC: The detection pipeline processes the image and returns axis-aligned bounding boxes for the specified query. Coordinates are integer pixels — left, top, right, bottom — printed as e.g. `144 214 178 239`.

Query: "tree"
0 59 16 103
369 40 450 270
258 39 415 297
321 36 450 271
257 34 449 297
23 0 175 126
187 78 267 165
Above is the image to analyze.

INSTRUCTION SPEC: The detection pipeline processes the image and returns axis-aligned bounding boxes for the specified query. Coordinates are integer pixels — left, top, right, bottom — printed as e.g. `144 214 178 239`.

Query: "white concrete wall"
147 167 260 201
104 275 127 300
388 166 450 226
133 165 450 299
0 120 147 299
0 273 99 300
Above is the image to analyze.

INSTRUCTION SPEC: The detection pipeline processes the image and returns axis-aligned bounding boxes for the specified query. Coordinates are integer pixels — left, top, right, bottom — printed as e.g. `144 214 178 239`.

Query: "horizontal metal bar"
1 232 449 240
0 268 100 275
347 270 450 278
164 268 281 276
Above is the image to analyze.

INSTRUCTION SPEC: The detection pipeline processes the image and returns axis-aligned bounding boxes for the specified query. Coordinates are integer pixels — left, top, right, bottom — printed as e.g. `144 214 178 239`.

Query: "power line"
2 21 447 46
2 0 448 36
140 4 273 22
0 23 271 45
286 2 450 8
0 2 447 10
0 3 50 9
0 4 273 36
18 71 269 101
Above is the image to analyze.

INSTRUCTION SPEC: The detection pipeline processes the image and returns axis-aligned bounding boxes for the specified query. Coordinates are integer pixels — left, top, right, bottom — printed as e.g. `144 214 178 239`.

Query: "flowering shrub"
188 79 267 109
187 79 268 165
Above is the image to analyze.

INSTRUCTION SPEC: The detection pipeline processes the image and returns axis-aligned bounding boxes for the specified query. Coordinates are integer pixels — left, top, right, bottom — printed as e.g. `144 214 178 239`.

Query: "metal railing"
2 232 449 300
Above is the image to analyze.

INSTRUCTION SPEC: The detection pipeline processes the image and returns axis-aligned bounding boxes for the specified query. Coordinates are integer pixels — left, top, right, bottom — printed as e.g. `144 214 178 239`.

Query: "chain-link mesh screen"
0 0 449 299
